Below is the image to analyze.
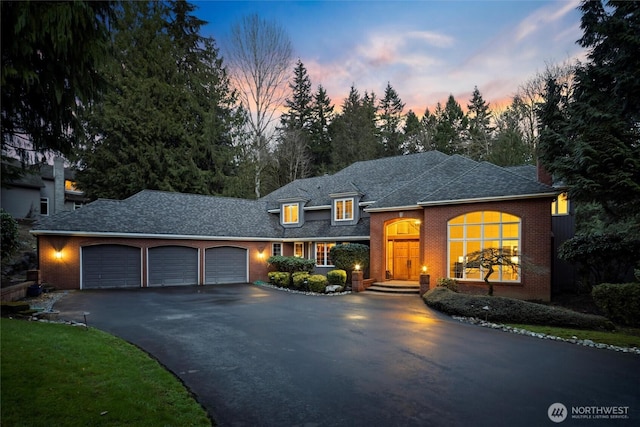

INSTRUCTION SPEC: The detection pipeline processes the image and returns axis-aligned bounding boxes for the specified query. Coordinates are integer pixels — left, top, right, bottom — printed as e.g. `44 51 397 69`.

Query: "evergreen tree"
403 110 422 154
76 1 243 200
466 86 493 161
489 102 529 166
538 0 640 222
329 86 378 171
1 1 113 181
420 108 438 151
433 95 468 155
378 82 405 157
308 85 334 174
280 59 313 131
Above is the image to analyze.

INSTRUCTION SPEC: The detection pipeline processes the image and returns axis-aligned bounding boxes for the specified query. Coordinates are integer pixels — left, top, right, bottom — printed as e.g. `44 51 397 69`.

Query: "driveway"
54 285 639 427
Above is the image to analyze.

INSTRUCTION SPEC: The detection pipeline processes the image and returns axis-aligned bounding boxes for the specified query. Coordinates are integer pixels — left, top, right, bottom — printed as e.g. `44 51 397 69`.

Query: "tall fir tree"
378 82 405 157
308 85 334 174
280 59 313 131
76 0 243 200
329 86 378 171
489 101 528 166
466 86 493 161
403 110 422 154
433 95 468 155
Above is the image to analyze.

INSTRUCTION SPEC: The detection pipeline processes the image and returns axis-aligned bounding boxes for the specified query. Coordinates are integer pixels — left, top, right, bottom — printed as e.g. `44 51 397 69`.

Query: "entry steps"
365 281 420 295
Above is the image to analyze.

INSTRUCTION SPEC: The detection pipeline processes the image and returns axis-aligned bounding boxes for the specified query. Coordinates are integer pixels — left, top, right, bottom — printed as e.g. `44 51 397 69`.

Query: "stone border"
452 315 640 355
254 281 351 296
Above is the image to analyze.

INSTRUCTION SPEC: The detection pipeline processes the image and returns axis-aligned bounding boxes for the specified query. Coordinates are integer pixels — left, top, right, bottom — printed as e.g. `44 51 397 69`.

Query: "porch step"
365 281 420 295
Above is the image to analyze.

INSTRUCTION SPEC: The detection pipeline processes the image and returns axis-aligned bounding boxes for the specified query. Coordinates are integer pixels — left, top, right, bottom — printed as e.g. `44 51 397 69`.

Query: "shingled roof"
33 152 557 239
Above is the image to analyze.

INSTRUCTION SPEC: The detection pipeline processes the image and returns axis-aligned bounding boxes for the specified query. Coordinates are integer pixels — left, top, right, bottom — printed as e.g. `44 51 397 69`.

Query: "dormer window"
334 198 354 221
283 203 299 224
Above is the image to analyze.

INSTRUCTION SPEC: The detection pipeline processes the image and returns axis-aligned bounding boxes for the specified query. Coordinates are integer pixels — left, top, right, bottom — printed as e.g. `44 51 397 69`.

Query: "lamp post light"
420 265 430 296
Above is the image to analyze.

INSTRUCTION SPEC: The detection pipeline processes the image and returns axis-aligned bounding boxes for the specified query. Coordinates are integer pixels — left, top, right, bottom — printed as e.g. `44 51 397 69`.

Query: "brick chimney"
536 159 553 186
53 156 65 214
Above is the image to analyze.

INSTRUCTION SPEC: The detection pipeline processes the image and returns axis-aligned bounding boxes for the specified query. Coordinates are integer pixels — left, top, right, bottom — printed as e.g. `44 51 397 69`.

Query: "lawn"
0 318 212 427
505 323 640 348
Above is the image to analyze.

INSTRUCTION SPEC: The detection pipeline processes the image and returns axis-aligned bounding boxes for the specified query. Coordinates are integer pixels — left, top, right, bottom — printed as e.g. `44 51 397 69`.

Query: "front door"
393 240 420 280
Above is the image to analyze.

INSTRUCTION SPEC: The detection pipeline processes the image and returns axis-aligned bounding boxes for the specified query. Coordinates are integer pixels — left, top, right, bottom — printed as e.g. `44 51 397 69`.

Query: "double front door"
392 240 420 281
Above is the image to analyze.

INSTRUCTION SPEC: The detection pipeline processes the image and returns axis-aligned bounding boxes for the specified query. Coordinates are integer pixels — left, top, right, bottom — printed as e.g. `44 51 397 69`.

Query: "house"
31 151 561 301
1 157 86 219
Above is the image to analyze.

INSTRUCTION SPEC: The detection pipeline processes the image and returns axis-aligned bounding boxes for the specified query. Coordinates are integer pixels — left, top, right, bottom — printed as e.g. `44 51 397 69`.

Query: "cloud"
514 0 581 42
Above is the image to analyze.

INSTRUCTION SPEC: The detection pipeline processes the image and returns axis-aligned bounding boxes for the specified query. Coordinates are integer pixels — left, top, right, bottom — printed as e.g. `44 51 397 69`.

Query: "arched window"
448 211 521 282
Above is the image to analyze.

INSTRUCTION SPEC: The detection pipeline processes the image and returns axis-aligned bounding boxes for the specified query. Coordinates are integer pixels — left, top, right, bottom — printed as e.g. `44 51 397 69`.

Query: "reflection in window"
283 203 299 224
448 211 521 282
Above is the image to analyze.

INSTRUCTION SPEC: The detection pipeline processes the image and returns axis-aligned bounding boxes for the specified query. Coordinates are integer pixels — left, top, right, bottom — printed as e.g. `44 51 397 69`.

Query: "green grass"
506 323 640 349
1 318 212 427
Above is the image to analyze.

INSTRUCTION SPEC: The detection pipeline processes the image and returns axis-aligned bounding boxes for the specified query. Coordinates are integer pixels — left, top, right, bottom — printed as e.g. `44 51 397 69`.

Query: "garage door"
148 246 198 286
82 245 141 289
205 247 247 284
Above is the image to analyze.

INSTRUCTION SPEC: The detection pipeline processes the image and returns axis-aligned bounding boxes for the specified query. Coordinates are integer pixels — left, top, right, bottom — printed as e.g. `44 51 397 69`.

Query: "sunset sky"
193 0 587 114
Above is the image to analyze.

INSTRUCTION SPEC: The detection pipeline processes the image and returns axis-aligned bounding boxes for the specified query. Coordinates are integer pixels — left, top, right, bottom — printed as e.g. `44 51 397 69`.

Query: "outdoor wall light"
54 251 63 260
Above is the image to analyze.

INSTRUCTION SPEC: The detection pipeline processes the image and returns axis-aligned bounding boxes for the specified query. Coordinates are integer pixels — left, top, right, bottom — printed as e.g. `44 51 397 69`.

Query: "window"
65 180 81 193
334 198 354 221
315 242 335 267
272 243 282 256
552 192 569 216
448 211 521 282
40 198 49 216
283 203 299 224
294 242 304 258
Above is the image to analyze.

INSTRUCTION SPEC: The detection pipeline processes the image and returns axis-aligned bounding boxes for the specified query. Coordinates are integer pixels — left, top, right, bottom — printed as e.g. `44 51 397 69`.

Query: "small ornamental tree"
463 247 519 296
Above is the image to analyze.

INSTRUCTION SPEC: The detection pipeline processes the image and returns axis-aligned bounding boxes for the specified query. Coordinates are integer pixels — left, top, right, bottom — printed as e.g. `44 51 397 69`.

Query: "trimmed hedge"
268 271 290 288
436 277 458 292
423 287 614 330
592 283 640 326
267 256 315 273
307 274 327 293
327 269 347 286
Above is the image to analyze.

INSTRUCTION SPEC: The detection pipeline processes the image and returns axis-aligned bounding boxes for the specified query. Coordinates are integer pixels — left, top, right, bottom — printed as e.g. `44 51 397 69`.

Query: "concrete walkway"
54 284 639 427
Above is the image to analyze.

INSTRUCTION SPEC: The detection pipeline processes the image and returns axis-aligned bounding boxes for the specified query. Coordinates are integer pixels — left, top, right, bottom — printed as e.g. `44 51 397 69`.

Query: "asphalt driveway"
54 284 639 427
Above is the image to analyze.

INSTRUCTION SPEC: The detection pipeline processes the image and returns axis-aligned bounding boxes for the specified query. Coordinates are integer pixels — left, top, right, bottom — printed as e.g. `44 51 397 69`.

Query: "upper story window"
65 180 82 194
272 243 282 257
448 211 521 282
282 203 299 224
552 192 569 216
334 198 354 221
40 197 49 216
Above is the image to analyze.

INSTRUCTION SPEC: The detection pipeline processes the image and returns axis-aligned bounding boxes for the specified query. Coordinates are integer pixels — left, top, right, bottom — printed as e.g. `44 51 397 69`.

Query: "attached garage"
82 245 141 289
205 246 248 284
148 246 198 286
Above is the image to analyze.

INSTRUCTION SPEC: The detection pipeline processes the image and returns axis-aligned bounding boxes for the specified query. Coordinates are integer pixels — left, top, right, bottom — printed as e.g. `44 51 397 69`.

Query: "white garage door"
148 246 198 286
205 247 248 284
82 245 141 289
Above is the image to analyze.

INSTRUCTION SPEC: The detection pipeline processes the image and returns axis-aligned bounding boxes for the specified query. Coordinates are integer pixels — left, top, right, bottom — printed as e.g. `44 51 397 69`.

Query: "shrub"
307 274 327 293
327 269 347 286
267 256 315 273
267 271 290 288
436 277 458 292
1 209 19 262
423 287 614 330
292 272 310 290
592 283 640 326
329 244 369 271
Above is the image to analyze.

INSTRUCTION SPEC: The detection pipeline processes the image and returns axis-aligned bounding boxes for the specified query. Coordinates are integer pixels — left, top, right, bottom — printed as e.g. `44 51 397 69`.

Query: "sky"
193 0 587 115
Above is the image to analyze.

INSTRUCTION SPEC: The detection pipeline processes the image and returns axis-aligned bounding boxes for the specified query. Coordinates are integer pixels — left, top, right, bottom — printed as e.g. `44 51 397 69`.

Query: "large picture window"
334 198 354 221
448 211 521 282
315 242 335 267
283 203 299 224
